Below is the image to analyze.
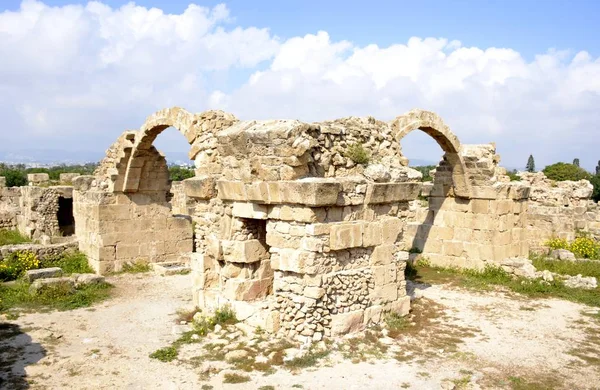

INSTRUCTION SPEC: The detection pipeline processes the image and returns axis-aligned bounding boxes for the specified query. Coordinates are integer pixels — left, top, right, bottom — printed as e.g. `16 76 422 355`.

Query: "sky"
0 0 599 170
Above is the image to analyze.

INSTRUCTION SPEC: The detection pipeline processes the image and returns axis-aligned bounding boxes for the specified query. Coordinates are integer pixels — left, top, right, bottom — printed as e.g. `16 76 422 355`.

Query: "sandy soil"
1 273 599 390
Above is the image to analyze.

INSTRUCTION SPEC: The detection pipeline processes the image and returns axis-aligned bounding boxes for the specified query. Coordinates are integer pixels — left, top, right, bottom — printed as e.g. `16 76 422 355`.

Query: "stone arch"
122 107 197 193
390 109 472 198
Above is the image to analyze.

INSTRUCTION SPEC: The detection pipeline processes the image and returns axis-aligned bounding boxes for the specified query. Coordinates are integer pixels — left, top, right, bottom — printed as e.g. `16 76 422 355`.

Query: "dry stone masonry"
2 106 600 339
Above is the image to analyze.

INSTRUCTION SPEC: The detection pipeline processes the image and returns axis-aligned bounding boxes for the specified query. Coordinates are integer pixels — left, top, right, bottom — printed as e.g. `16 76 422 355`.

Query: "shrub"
569 236 600 259
542 162 591 182
0 168 27 187
545 238 569 251
344 143 370 165
0 251 39 281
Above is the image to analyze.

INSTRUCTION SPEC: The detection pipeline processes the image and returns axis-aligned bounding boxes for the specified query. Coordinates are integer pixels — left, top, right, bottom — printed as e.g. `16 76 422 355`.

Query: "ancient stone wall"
16 186 74 239
404 144 530 269
0 179 20 229
0 241 78 262
169 181 195 216
519 172 599 250
188 114 425 342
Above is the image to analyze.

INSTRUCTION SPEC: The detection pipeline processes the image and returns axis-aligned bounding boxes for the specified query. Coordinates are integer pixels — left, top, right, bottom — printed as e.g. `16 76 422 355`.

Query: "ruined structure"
0 173 76 240
2 106 599 339
519 172 600 250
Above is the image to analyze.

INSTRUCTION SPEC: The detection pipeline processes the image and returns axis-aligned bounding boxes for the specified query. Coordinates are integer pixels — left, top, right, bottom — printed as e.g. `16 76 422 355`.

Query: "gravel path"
1 273 599 389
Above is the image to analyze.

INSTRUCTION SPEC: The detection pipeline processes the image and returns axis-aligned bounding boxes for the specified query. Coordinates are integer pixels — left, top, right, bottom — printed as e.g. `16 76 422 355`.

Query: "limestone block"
29 277 74 295
330 222 363 250
116 244 140 259
223 278 272 301
363 222 383 247
216 180 247 201
372 283 398 303
245 181 270 202
206 235 222 260
471 199 490 214
367 182 422 204
331 310 365 336
267 205 324 223
381 217 404 244
305 223 331 236
183 176 217 199
265 310 281 333
303 286 325 299
278 180 342 206
266 231 301 249
232 202 268 219
270 249 317 274
27 173 49 184
222 239 269 263
387 296 411 316
370 244 396 266
363 305 384 325
59 173 80 184
443 241 464 257
25 267 62 282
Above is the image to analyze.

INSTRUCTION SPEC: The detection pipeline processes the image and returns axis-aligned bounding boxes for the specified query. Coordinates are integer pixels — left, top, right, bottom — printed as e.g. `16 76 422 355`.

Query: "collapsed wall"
519 172 599 250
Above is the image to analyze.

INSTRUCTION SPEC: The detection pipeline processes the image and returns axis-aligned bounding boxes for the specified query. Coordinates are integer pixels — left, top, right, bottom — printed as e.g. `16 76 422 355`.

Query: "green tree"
542 162 591 182
526 155 535 172
168 166 195 181
0 168 27 187
596 160 600 176
573 158 580 167
591 175 600 203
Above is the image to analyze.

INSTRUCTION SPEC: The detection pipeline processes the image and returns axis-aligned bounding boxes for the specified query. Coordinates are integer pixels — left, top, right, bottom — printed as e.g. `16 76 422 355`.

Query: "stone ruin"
1 106 599 340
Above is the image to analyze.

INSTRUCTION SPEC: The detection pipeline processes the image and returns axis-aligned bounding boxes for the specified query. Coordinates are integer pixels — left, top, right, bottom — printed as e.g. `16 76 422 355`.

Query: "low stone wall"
519 172 600 250
0 240 78 262
73 176 193 274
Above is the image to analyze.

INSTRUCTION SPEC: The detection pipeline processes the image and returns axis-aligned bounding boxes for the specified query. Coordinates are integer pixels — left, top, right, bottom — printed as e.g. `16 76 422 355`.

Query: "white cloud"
0 1 599 171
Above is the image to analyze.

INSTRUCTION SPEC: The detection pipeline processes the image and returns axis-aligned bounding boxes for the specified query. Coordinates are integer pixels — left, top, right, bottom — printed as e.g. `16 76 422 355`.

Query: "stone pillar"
190 178 421 342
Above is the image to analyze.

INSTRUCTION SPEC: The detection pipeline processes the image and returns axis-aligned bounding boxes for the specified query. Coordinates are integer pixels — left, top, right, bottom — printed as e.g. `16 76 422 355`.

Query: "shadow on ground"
0 322 46 389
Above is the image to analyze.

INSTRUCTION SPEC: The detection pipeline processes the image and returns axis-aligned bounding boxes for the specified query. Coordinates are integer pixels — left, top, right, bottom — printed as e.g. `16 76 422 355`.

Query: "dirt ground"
1 273 599 390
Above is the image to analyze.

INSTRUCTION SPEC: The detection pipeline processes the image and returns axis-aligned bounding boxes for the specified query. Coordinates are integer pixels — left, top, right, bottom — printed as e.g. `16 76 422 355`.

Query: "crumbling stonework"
0 179 75 239
405 144 530 269
519 172 599 249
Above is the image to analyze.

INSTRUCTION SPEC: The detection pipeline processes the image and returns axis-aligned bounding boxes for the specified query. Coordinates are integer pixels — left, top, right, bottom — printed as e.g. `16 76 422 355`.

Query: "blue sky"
4 0 599 59
0 0 599 170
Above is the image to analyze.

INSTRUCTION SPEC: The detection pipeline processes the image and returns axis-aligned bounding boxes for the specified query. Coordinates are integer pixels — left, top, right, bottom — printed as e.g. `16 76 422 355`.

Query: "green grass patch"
151 305 239 364
149 346 178 362
120 261 151 273
284 348 330 370
40 250 94 274
223 373 251 384
0 229 31 246
0 280 113 313
532 257 600 279
407 263 600 308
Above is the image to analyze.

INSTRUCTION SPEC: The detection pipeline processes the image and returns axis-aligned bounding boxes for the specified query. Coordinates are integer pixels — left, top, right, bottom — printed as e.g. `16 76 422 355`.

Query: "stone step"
151 262 191 276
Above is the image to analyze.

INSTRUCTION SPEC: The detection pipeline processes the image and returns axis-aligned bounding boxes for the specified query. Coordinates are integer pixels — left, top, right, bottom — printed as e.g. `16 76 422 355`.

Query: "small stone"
225 349 249 362
550 249 576 261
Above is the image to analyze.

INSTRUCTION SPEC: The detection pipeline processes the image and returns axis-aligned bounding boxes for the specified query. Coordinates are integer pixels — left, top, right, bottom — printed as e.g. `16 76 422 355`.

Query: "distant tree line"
0 162 197 187
0 163 98 187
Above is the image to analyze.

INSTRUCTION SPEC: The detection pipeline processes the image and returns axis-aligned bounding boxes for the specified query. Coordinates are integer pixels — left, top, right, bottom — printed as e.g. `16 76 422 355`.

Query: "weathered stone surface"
25 267 62 282
550 249 576 261
331 310 365 335
29 277 75 295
